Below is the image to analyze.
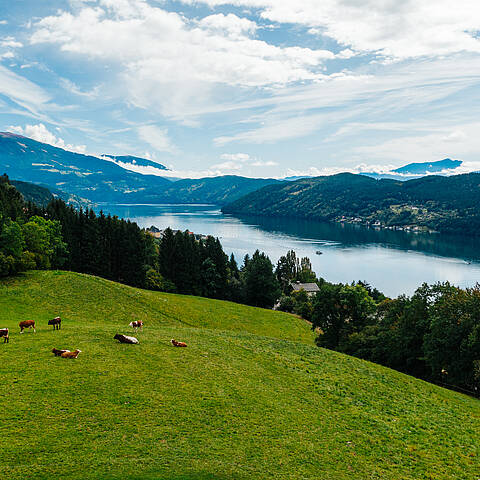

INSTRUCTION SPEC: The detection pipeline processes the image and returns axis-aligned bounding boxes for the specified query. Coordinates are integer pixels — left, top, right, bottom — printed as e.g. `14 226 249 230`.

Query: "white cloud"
101 157 169 177
0 65 51 116
352 123 480 164
210 160 243 170
59 78 100 98
183 0 480 60
137 125 177 154
8 123 87 154
1 37 23 49
250 160 277 167
29 1 334 120
220 152 251 161
214 112 327 145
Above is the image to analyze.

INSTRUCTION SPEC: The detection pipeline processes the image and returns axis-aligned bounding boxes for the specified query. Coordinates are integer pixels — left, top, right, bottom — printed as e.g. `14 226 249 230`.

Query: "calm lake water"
98 203 480 298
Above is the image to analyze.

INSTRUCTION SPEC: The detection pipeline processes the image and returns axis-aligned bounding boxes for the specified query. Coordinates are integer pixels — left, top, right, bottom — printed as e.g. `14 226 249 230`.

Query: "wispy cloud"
8 123 87 154
137 125 178 154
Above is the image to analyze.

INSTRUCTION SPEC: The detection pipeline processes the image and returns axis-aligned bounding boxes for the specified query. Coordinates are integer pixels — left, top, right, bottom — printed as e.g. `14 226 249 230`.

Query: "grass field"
0 271 479 480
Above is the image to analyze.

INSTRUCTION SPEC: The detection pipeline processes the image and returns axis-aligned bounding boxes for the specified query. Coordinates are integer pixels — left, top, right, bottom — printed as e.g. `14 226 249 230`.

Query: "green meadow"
0 271 478 480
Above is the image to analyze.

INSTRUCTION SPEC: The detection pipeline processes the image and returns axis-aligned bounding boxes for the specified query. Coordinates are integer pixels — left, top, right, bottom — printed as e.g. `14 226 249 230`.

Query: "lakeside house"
290 281 320 297
146 226 208 241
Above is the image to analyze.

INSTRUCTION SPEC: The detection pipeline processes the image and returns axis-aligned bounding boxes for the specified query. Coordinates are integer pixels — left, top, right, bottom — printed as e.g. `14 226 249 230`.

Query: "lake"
98 203 480 298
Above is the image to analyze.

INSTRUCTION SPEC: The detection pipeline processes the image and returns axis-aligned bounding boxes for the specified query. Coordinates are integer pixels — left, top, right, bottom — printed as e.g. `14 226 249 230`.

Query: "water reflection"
97 204 480 297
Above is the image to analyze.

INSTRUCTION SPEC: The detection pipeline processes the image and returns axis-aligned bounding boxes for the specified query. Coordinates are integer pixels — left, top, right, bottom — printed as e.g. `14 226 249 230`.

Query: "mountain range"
0 133 278 205
0 132 471 210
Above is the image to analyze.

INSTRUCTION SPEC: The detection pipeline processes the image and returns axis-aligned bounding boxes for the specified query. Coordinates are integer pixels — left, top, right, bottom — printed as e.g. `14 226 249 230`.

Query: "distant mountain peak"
392 158 462 175
102 154 168 171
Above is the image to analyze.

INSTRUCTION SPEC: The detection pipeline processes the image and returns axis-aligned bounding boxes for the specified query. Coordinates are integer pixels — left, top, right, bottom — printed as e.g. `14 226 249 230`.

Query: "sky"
1 0 480 178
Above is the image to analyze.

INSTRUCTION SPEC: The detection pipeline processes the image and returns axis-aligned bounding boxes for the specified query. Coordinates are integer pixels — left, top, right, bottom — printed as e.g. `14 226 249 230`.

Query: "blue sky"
1 0 480 178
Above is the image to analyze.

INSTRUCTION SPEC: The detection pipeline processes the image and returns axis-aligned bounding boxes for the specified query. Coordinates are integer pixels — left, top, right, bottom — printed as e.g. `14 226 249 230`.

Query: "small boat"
316 250 323 255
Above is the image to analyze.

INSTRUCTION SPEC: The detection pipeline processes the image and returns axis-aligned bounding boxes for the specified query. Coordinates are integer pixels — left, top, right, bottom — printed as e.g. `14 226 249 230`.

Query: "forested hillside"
223 172 480 236
10 180 53 205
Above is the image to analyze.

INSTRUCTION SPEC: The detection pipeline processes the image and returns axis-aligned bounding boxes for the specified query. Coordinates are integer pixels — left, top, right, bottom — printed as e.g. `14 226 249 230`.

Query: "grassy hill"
0 271 478 480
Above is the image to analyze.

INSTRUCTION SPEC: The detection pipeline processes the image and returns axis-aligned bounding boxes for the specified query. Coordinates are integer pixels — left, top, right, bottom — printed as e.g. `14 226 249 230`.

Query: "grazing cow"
129 320 143 333
171 339 187 347
19 320 36 333
52 348 69 357
61 349 81 359
0 328 9 343
48 317 61 330
114 334 139 344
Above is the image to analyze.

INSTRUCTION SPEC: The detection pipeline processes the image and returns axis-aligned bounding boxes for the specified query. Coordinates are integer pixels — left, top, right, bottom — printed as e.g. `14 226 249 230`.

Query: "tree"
312 283 376 350
0 219 25 259
276 250 298 291
243 250 280 308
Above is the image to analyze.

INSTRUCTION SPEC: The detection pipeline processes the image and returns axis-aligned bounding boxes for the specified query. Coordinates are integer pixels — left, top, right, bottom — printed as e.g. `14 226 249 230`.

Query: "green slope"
0 271 478 480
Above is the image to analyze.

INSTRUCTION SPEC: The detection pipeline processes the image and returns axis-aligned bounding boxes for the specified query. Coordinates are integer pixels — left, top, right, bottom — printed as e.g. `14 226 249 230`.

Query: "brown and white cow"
129 320 143 333
48 317 61 330
52 348 69 356
114 334 139 344
0 328 9 343
171 339 187 347
19 320 35 333
61 349 81 359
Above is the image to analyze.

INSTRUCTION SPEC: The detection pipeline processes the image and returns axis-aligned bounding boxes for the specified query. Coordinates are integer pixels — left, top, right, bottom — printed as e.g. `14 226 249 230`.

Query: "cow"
114 334 139 344
48 317 61 330
52 348 69 357
0 328 9 343
19 320 36 333
129 320 143 333
61 349 81 359
171 339 187 347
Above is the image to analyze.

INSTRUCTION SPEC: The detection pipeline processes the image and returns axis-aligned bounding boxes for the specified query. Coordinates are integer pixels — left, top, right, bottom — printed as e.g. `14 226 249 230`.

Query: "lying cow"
171 339 187 347
129 320 143 333
19 320 35 333
114 334 139 345
0 328 9 343
61 349 81 359
52 348 69 357
48 317 61 330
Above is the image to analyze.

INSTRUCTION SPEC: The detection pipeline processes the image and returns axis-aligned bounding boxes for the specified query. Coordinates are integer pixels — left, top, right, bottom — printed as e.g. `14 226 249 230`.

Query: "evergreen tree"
243 250 280 308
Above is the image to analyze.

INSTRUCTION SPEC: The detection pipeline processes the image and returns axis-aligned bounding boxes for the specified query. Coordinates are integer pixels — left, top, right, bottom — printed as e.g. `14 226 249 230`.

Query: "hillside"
222 172 480 236
0 271 478 480
126 175 280 204
10 180 53 205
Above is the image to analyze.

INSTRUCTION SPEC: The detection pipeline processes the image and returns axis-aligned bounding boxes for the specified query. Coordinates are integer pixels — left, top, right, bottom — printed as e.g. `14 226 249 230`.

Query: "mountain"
1 270 478 479
361 158 463 180
393 158 462 175
222 172 480 236
0 133 278 205
0 132 171 202
123 175 280 204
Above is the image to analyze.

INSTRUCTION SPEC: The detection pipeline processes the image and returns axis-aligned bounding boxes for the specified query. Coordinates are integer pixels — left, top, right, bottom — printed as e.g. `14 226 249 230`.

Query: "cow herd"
1 317 189 354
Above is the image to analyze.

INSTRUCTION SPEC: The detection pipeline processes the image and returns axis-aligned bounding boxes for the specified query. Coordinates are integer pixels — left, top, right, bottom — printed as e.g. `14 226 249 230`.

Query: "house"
290 281 320 297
